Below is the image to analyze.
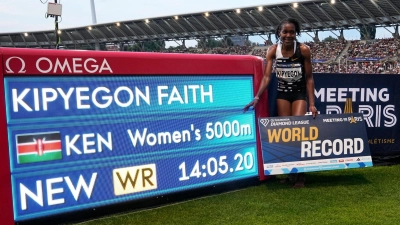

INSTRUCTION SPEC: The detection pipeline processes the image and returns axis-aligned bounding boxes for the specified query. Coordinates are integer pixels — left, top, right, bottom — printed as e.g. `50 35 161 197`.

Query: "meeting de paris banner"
259 113 373 175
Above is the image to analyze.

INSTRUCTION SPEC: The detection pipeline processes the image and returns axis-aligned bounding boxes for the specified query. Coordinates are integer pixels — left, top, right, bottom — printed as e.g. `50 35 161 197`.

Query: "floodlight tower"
90 0 100 50
55 0 59 49
90 0 97 24
47 0 62 49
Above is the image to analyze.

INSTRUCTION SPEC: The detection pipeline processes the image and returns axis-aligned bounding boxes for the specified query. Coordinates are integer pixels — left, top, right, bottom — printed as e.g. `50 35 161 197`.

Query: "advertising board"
259 114 373 175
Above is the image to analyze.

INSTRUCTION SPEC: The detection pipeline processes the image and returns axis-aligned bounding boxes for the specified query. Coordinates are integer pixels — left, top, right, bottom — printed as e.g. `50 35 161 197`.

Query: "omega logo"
5 56 26 74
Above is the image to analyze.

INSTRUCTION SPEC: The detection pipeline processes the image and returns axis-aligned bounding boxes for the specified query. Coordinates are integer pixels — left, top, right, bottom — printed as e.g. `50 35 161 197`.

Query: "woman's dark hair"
275 18 301 42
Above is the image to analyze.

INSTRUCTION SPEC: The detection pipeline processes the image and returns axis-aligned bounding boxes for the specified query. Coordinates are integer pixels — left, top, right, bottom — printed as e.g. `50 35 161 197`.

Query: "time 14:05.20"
178 152 254 181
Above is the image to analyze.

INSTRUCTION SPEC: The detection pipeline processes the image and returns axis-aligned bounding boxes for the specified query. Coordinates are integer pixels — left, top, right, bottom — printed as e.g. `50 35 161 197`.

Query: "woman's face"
279 22 296 45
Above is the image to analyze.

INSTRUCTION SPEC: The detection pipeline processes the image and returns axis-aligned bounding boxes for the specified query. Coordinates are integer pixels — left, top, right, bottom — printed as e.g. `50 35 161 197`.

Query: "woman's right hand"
243 98 259 112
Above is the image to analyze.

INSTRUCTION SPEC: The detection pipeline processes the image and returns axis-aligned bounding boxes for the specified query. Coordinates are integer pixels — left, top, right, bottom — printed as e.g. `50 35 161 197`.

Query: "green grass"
75 165 400 225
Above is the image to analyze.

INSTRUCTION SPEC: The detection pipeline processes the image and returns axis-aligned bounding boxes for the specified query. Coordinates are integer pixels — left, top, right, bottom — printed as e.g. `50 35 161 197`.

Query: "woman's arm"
301 44 318 118
243 45 276 112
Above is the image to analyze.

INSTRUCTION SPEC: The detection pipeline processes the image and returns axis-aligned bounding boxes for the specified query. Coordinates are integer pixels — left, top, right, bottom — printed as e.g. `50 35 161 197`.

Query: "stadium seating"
305 40 346 63
347 38 399 60
210 46 253 55
129 38 399 74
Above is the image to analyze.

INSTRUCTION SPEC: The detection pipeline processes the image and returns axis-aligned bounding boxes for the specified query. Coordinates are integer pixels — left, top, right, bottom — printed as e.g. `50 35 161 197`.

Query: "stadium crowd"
158 48 210 54
210 46 253 55
251 40 347 63
129 38 400 74
252 48 268 58
347 39 399 59
312 61 400 74
305 40 346 61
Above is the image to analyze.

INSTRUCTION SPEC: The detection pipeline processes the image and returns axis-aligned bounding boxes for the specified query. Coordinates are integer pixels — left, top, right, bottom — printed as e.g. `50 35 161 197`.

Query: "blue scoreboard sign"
6 76 257 221
0 48 266 223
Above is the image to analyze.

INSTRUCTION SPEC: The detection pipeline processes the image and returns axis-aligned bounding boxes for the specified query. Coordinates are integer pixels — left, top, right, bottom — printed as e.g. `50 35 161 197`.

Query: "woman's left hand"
309 106 318 118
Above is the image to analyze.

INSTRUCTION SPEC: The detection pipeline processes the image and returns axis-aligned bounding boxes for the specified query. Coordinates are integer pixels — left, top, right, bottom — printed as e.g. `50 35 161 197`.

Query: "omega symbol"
5 56 26 73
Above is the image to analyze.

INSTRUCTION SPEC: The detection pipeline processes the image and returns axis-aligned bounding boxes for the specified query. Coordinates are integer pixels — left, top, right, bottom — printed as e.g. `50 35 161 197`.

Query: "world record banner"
267 73 400 157
258 114 373 175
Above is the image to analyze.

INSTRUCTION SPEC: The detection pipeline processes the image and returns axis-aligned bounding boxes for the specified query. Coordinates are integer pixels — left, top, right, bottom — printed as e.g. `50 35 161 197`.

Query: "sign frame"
0 48 268 224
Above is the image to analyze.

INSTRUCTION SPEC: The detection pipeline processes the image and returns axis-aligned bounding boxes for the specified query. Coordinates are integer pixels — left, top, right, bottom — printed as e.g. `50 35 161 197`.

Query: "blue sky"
0 0 395 47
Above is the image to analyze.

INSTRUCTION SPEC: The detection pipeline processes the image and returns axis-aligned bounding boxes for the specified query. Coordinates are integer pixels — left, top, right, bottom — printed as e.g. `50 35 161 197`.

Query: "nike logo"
291 57 298 61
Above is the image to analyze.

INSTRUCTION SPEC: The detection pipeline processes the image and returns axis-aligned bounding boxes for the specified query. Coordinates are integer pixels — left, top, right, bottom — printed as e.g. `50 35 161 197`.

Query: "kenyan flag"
16 132 62 164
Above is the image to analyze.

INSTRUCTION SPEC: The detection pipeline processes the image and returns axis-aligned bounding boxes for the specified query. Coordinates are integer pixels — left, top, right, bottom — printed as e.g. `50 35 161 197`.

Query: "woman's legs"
276 99 292 116
277 99 308 187
291 100 307 116
292 100 307 188
277 99 307 116
276 99 297 184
